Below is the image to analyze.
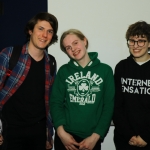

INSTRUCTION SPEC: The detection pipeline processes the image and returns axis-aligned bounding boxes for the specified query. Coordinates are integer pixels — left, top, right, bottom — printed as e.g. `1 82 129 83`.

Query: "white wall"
48 1 150 150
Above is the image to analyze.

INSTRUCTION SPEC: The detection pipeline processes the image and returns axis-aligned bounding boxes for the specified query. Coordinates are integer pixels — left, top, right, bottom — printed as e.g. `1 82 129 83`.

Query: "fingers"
0 135 3 145
129 141 146 147
64 138 79 150
129 141 136 146
0 141 3 145
72 141 79 147
136 142 147 147
46 140 53 149
136 144 146 147
65 145 79 150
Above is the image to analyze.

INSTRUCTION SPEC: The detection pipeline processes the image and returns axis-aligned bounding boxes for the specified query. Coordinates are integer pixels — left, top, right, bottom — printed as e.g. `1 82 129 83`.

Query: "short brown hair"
126 21 150 41
60 29 89 53
25 12 58 46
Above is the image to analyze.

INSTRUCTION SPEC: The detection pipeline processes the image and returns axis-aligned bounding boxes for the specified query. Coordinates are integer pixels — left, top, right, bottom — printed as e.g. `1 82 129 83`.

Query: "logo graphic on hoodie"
121 77 150 95
66 71 103 105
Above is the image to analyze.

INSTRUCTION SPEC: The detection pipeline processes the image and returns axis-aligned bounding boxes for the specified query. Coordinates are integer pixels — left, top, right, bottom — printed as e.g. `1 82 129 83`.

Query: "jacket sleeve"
47 57 57 142
113 63 135 142
50 68 67 130
94 66 115 139
0 47 12 88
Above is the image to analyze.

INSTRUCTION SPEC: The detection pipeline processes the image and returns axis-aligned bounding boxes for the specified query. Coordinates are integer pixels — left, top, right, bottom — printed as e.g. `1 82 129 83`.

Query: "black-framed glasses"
127 39 147 47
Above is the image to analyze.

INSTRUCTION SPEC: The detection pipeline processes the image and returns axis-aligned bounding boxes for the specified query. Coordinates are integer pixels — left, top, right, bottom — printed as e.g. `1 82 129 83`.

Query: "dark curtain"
0 0 47 51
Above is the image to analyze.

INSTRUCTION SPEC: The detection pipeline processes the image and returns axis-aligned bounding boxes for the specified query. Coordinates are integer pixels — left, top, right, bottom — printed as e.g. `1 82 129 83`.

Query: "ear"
148 42 150 52
148 42 150 48
83 37 87 47
29 30 32 35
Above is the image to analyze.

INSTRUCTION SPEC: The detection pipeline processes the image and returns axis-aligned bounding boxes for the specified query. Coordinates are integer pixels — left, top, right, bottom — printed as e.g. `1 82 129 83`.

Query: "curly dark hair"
24 12 58 46
126 21 150 41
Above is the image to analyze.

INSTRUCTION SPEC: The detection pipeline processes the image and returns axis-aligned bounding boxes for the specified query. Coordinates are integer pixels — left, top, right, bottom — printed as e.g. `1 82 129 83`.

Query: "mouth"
73 50 80 56
39 38 47 43
132 49 141 52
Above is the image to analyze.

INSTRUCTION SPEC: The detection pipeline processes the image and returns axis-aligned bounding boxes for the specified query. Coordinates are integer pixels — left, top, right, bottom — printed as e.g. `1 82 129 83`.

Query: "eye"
74 41 78 45
129 39 134 43
65 46 72 51
138 40 144 43
48 30 54 34
39 27 43 30
72 41 78 47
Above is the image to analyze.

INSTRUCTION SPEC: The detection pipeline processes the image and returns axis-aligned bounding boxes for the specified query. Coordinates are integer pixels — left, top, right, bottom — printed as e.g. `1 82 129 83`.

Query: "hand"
0 134 3 145
46 127 53 149
79 133 100 150
57 126 79 150
129 135 147 147
129 136 137 146
46 139 53 149
136 135 147 147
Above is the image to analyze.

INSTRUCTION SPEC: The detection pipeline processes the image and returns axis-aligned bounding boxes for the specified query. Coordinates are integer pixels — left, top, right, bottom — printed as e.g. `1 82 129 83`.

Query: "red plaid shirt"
0 43 56 142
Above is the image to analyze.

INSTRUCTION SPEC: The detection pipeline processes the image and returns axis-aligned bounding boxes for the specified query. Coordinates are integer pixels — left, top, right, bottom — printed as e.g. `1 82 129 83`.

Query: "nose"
134 41 138 48
42 31 47 37
71 45 76 52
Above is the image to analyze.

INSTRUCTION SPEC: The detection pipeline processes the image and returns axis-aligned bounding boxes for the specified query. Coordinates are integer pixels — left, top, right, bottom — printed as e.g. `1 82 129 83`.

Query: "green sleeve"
50 68 66 129
94 67 115 139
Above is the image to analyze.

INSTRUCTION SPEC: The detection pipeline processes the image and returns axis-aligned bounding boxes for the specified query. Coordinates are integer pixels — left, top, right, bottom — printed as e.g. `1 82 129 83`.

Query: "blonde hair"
60 29 89 53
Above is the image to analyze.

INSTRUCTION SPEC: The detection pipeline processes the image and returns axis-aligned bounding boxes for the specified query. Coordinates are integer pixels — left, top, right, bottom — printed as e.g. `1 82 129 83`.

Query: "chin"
38 46 47 50
131 52 142 57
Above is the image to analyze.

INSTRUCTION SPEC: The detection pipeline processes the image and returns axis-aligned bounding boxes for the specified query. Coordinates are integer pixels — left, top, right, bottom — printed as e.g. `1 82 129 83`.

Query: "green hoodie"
50 52 115 139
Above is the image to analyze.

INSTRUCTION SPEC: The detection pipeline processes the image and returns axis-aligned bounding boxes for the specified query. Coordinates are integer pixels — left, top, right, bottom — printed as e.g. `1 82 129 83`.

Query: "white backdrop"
48 1 150 150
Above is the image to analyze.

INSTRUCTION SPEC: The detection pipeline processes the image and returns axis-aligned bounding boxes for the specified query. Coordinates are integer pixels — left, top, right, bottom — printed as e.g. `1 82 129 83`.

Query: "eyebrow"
38 26 53 30
129 37 147 40
48 29 54 32
65 45 71 49
73 40 78 42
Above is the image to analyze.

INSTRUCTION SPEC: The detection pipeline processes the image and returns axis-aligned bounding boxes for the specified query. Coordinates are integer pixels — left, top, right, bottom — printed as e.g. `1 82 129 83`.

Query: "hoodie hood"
68 52 100 70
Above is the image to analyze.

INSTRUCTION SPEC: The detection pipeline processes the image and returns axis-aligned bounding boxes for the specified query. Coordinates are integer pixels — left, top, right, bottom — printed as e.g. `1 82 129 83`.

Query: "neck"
77 55 91 68
133 54 150 62
28 44 45 61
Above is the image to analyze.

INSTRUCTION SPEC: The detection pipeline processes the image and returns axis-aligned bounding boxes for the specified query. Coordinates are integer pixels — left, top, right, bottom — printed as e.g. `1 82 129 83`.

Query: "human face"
29 20 54 51
128 35 150 62
63 34 89 64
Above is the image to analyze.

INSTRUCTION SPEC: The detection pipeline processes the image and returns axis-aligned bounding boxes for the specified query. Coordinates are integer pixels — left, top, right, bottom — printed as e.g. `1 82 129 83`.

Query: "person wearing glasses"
113 21 150 150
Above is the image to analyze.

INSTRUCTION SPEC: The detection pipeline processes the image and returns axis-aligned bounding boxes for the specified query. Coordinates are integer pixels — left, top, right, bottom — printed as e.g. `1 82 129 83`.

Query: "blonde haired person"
50 29 115 150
